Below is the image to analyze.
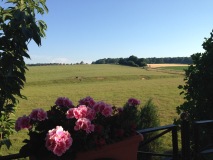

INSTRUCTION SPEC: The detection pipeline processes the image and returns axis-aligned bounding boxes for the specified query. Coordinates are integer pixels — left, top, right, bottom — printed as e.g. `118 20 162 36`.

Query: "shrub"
177 30 213 122
138 99 161 160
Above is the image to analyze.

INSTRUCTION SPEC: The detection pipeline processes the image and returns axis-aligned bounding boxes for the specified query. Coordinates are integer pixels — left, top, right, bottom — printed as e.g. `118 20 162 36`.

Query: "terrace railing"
137 124 179 160
1 120 213 160
193 120 213 160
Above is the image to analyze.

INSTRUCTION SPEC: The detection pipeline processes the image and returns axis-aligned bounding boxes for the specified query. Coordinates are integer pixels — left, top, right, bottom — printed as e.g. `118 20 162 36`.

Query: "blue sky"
26 0 213 64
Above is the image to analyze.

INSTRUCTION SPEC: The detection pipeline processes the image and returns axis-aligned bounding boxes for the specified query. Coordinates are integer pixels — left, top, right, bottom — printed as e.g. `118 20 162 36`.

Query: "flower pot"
29 134 143 160
75 134 143 160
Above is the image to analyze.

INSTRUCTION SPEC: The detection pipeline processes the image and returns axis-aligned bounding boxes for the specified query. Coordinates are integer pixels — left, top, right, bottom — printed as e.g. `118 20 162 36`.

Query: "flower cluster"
17 96 141 159
15 108 47 131
45 126 72 156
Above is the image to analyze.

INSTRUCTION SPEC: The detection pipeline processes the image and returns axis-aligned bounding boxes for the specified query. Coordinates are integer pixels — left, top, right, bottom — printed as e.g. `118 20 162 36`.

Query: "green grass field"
1 64 186 156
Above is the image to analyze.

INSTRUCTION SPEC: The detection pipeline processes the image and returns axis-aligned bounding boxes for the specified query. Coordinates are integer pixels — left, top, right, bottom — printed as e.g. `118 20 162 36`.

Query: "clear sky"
25 0 213 64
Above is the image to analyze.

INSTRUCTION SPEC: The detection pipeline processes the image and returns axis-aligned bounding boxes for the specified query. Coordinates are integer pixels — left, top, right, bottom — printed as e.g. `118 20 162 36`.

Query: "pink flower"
93 101 106 113
85 107 96 120
66 108 75 119
79 96 95 107
73 105 87 119
74 118 94 134
101 104 113 117
29 108 47 121
93 101 112 117
62 98 73 107
127 98 140 106
45 126 72 156
70 105 96 120
55 97 73 107
55 97 64 106
15 115 31 131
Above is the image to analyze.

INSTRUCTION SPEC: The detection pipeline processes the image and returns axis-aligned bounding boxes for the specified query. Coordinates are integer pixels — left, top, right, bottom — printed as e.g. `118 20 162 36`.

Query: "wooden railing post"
180 112 191 160
193 122 199 160
172 125 179 160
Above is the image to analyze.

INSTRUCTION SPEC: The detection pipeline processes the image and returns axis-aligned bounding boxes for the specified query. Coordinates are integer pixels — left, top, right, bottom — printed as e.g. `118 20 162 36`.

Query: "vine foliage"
0 0 47 148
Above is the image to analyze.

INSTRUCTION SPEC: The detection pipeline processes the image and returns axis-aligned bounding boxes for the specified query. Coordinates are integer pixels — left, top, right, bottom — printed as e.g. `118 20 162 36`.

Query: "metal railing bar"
200 148 213 154
137 124 176 134
139 128 172 146
194 120 213 124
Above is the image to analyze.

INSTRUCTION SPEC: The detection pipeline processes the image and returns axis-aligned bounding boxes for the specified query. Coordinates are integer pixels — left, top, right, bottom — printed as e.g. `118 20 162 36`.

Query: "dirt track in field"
147 64 189 68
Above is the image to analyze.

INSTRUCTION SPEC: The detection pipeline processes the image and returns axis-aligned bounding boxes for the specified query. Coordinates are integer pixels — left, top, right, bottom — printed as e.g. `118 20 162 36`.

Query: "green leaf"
7 0 17 3
2 12 12 21
32 31 41 45
4 104 16 113
0 139 12 149
178 85 183 89
41 3 48 13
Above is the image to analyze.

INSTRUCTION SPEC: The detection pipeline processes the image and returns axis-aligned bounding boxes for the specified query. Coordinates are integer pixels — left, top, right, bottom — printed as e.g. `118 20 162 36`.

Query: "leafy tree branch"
0 0 48 148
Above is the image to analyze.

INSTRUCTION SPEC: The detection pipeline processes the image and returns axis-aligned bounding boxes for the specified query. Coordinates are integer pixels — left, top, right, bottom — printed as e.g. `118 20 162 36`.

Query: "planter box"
30 134 143 160
76 134 143 160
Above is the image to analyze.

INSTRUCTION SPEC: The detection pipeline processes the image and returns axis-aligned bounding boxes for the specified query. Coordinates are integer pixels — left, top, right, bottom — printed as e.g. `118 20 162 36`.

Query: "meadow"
1 64 186 155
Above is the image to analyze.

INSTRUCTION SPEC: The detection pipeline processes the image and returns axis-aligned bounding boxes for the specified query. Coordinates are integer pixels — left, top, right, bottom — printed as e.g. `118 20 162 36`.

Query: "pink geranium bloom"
45 126 72 156
29 108 47 121
71 105 96 120
53 142 67 157
66 108 75 119
79 96 95 108
73 105 87 119
55 97 73 107
85 107 96 120
74 118 94 134
101 104 113 117
93 101 106 113
127 98 140 106
15 115 31 131
55 97 64 106
62 98 73 107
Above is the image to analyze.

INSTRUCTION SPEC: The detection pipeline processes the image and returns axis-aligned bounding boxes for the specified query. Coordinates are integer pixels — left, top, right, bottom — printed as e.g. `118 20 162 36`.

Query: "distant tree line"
27 63 71 66
145 57 192 64
91 55 146 67
27 56 192 67
92 56 192 66
27 61 88 66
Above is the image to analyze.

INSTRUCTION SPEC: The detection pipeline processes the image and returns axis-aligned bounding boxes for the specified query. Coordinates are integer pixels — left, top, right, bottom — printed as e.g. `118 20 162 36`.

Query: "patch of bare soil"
147 64 189 68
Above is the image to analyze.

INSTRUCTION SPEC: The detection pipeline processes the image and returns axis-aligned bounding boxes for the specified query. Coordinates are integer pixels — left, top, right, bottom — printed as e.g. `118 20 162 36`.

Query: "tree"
0 0 48 148
177 30 213 121
128 55 138 62
176 30 213 158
